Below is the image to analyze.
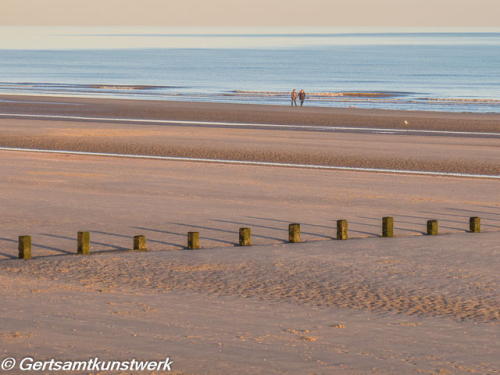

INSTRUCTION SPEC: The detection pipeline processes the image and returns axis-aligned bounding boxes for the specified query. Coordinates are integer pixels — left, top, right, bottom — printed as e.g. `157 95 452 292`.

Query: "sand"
2 233 499 374
1 94 500 133
0 96 499 374
0 95 499 176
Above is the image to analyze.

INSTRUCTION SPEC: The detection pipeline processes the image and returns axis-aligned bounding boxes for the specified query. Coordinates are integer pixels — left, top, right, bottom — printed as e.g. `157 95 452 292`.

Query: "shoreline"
1 94 500 133
1 93 499 176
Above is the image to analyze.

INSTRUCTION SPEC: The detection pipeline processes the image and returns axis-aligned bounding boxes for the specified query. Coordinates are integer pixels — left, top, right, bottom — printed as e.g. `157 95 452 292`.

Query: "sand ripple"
4 242 499 323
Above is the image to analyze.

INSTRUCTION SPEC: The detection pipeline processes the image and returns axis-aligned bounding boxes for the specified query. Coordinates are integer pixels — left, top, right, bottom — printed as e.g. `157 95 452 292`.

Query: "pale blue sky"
1 0 499 26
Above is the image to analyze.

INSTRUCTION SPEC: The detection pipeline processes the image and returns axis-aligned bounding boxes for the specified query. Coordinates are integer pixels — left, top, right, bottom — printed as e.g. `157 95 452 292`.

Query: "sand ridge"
2 233 499 323
0 117 499 175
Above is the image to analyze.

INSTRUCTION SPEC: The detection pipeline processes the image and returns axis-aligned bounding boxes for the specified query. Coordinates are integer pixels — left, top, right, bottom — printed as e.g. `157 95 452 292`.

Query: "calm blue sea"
0 27 499 113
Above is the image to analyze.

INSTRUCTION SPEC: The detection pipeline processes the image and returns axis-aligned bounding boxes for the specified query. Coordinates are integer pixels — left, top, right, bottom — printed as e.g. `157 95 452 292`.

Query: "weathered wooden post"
337 220 348 240
469 217 481 233
288 223 301 243
239 228 251 246
382 217 394 238
427 220 438 235
133 235 148 251
77 231 90 255
187 232 200 249
18 236 31 260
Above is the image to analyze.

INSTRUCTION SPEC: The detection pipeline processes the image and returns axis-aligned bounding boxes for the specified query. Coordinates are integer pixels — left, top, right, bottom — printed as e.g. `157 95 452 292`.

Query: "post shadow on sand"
357 217 425 234
172 222 284 242
475 205 500 215
0 236 72 255
447 207 500 220
388 214 466 232
348 221 413 236
419 211 500 229
42 233 129 252
132 226 235 246
246 216 382 239
418 211 482 225
357 214 482 235
246 216 333 230
427 212 500 228
0 250 17 260
210 219 328 239
90 230 182 248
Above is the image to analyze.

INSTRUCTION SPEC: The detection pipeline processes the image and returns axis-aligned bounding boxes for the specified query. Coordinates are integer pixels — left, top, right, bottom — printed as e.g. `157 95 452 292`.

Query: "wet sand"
2 94 500 132
0 96 499 374
1 95 499 176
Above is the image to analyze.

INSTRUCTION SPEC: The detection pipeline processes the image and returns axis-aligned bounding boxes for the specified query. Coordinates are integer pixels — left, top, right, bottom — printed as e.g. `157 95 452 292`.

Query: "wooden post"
427 220 438 235
337 220 348 240
382 217 394 238
469 217 480 233
18 236 31 260
187 232 200 249
288 223 300 243
133 235 148 251
77 231 90 255
239 228 251 246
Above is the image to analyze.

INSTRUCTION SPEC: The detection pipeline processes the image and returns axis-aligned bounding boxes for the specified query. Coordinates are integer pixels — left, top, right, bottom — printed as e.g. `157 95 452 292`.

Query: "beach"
1 95 499 176
2 94 500 131
0 95 499 374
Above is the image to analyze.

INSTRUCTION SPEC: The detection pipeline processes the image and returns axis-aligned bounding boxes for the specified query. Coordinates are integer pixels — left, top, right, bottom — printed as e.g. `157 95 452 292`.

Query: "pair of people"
291 89 306 107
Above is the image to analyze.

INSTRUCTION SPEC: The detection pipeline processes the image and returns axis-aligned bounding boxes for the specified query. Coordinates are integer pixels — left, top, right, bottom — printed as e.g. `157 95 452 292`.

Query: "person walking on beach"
298 89 306 106
291 89 298 106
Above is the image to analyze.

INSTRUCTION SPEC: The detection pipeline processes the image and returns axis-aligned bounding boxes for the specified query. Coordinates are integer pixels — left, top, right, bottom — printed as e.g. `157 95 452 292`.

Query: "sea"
0 26 499 113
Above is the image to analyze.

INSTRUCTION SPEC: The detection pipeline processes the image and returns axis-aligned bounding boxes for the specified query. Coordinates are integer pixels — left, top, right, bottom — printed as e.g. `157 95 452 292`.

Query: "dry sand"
1 233 499 374
0 96 499 374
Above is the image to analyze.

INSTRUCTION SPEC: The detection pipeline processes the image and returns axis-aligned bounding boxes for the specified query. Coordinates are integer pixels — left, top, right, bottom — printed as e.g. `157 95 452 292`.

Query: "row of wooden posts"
16 216 482 260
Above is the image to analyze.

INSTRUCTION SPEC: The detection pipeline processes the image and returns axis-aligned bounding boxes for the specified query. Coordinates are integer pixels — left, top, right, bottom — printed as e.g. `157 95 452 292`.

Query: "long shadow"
418 211 473 219
245 216 423 237
249 215 464 234
393 213 450 221
447 207 500 219
132 226 234 245
221 218 385 238
349 222 381 229
91 248 149 255
419 211 500 228
356 217 440 235
390 214 469 231
473 205 500 214
90 230 182 248
348 230 379 237
0 251 17 260
42 233 129 252
358 216 392 222
171 222 285 242
349 221 423 235
417 211 490 225
0 237 71 255
475 223 500 229
210 219 328 238
245 216 333 229
33 248 135 259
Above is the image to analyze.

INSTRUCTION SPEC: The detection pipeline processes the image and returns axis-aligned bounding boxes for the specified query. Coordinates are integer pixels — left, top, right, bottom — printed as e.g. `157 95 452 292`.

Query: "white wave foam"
424 98 500 103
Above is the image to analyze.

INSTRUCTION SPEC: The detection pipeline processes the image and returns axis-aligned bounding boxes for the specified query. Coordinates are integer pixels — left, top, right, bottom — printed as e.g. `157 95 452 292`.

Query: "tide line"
1 113 499 137
1 146 499 180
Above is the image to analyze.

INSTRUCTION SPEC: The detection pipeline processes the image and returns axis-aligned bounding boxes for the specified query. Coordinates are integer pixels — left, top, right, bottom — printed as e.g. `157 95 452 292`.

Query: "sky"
0 0 499 27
